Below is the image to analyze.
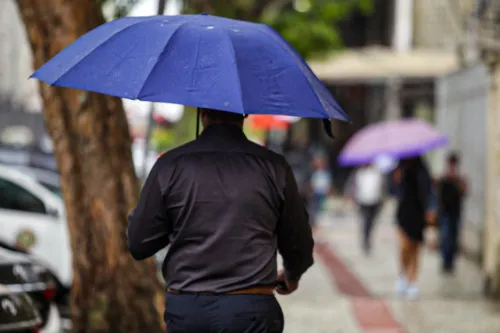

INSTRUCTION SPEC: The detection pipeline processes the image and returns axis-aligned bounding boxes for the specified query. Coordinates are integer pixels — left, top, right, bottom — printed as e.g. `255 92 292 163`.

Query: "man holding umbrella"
29 14 351 332
127 108 314 332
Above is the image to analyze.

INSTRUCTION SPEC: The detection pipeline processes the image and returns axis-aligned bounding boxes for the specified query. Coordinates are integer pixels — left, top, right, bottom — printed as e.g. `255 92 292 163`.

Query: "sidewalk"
277 255 358 333
303 200 500 333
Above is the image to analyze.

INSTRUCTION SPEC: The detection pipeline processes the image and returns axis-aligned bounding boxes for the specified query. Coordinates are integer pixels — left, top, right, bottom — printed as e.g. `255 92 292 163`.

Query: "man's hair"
447 151 460 165
201 108 246 123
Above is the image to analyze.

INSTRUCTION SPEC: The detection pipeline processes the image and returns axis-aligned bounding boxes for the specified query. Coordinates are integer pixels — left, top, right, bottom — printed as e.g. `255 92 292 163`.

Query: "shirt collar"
199 124 247 140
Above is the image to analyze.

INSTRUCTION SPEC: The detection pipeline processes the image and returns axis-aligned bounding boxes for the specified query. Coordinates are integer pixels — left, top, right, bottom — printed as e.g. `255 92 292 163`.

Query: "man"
348 163 385 255
437 152 467 273
127 108 314 333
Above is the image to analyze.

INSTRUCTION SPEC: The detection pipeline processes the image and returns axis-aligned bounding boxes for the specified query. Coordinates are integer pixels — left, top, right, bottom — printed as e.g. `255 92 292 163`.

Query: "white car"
11 166 61 197
0 164 72 297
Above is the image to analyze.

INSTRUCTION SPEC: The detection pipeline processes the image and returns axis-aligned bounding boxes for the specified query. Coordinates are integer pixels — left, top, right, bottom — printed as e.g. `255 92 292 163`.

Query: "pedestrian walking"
352 163 385 255
127 109 314 333
393 156 435 300
284 141 313 204
437 152 467 274
308 154 333 229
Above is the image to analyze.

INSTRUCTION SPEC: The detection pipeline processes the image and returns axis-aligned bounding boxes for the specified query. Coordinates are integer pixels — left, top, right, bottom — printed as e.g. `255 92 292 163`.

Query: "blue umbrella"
32 14 348 133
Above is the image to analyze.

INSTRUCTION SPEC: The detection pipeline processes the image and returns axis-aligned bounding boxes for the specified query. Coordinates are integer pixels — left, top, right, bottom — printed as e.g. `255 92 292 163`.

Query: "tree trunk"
16 1 165 332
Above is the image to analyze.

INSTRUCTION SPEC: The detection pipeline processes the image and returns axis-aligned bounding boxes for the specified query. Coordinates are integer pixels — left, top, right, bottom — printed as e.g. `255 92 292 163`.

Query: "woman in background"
393 156 435 300
353 163 385 255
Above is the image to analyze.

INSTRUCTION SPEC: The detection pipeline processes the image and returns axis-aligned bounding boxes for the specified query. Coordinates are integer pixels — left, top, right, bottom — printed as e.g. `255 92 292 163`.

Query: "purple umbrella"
338 119 448 166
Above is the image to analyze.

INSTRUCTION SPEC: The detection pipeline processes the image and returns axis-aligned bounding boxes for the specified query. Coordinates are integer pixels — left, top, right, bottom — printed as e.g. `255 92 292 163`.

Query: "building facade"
476 0 500 297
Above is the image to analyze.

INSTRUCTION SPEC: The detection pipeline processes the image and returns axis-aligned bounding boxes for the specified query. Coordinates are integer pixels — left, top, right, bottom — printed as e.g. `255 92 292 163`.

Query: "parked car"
0 164 72 302
0 247 61 333
0 144 58 173
0 284 42 333
8 167 61 198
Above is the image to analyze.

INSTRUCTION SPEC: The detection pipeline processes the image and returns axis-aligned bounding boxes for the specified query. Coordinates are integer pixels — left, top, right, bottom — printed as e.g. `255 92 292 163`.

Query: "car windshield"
40 182 62 197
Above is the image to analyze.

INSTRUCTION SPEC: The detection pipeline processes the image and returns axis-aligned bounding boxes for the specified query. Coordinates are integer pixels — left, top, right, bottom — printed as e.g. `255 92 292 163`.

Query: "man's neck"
205 121 243 129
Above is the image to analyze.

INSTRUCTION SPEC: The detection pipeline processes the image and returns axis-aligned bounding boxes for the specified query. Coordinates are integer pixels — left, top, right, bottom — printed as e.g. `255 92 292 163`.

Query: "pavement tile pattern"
277 199 500 333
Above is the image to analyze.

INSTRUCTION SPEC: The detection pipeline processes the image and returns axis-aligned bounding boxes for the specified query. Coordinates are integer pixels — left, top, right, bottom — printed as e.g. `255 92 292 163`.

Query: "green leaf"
100 0 141 19
184 0 373 58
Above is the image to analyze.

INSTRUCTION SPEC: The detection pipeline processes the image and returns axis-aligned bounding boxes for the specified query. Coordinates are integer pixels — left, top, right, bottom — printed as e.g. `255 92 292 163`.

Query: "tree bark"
16 1 165 332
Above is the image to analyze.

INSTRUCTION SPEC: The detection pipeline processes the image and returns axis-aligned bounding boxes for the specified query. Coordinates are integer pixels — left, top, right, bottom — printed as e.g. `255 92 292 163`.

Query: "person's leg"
406 240 421 300
165 293 284 333
364 204 379 253
448 215 460 271
399 229 411 273
312 194 324 233
359 205 370 252
165 293 207 333
407 241 420 283
308 194 318 230
215 295 284 333
440 215 452 271
396 229 411 295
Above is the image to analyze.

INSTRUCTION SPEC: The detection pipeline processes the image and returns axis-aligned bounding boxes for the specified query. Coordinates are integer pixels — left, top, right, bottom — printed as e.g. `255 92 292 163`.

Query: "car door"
0 177 66 285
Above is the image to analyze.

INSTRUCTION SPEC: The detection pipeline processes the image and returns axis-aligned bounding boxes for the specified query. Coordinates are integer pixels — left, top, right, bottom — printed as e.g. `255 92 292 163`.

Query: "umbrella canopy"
31 14 348 123
338 119 448 166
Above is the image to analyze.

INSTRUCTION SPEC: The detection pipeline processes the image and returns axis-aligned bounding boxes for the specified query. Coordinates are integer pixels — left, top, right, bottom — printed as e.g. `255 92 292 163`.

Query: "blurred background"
1 0 500 332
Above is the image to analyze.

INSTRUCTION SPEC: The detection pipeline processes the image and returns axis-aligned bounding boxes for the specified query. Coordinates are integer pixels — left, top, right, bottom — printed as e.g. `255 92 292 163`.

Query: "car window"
39 182 62 197
0 178 46 214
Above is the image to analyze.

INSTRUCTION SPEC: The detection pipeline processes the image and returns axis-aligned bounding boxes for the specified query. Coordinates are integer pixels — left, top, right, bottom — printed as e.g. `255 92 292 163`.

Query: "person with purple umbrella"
393 156 436 300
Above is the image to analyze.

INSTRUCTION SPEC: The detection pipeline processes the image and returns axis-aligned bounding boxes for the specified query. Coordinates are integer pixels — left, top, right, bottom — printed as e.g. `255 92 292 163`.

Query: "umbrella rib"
255 26 348 120
49 18 155 86
222 31 244 114
136 21 190 100
254 28 322 118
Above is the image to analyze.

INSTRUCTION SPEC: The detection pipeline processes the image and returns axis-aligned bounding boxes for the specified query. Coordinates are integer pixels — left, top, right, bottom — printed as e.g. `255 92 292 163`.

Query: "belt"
167 285 275 295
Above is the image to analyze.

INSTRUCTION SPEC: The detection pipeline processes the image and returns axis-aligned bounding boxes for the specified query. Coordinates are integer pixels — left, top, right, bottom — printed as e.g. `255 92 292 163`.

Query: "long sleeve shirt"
127 124 314 293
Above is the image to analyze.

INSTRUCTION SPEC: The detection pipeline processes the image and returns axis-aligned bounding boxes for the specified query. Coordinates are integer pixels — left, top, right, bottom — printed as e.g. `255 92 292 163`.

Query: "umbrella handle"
322 119 335 139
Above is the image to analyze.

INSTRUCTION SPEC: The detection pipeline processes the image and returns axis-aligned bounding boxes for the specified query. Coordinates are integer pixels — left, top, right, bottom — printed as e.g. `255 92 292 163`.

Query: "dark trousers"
359 203 380 252
165 292 284 333
440 214 461 270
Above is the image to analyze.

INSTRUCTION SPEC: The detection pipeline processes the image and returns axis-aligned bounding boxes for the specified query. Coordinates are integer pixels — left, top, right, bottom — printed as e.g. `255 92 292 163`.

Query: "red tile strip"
315 243 406 333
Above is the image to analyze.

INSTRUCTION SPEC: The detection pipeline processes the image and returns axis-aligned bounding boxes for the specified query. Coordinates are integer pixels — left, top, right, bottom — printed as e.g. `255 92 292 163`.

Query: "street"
278 200 500 333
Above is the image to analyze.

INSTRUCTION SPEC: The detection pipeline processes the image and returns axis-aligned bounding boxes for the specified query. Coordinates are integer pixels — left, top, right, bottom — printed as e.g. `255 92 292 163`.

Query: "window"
39 182 62 198
0 178 46 214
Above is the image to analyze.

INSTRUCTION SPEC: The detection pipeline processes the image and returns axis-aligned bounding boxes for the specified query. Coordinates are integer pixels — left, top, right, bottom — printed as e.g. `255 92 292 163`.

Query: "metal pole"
196 108 200 138
140 0 168 180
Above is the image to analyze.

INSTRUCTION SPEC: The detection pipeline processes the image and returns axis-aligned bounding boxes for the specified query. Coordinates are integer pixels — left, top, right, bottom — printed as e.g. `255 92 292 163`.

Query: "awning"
308 47 460 83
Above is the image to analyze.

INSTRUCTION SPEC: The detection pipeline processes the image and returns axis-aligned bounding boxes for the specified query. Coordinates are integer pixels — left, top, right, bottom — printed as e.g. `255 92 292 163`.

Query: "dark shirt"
438 176 464 216
396 162 432 226
127 124 314 293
